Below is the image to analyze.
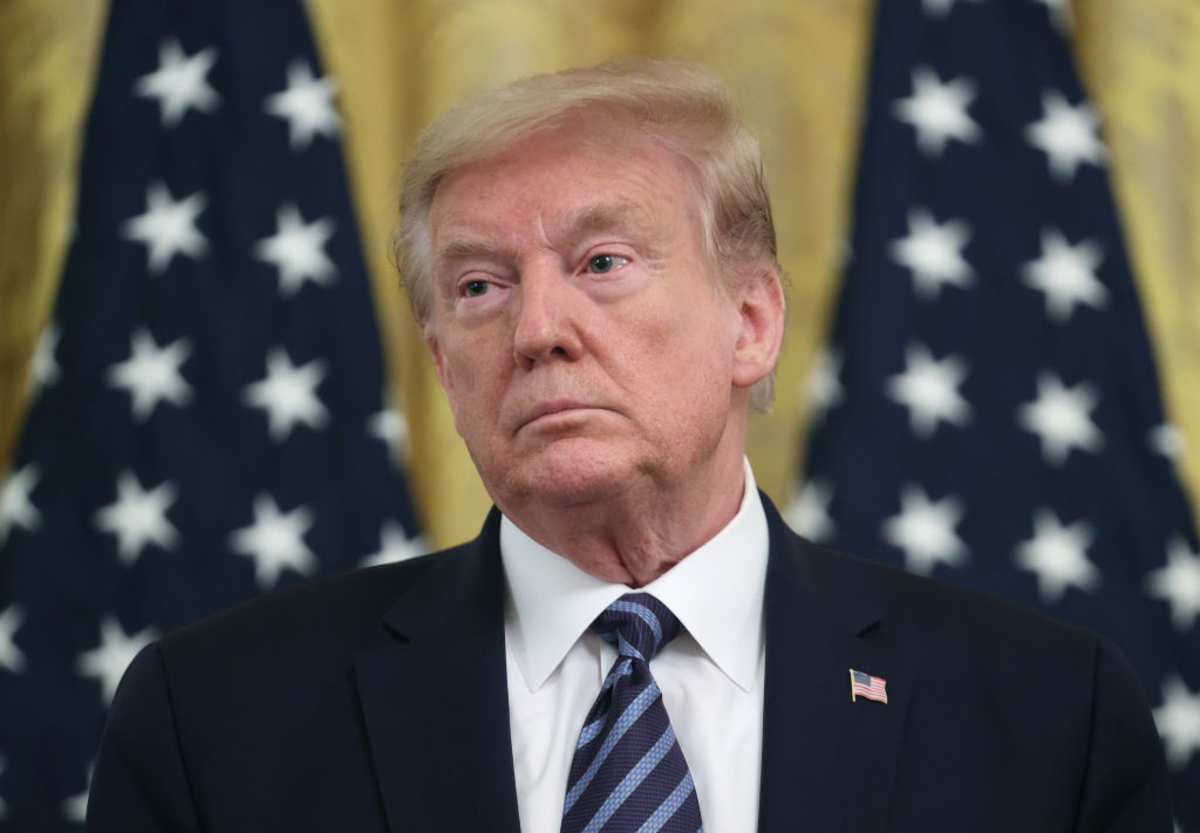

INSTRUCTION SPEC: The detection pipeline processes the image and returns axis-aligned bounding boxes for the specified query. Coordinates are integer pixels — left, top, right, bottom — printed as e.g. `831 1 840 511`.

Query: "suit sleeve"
87 643 201 833
1072 639 1173 833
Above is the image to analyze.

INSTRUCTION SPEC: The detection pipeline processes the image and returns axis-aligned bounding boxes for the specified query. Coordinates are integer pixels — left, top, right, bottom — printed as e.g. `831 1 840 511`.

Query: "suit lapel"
353 510 522 833
757 496 915 833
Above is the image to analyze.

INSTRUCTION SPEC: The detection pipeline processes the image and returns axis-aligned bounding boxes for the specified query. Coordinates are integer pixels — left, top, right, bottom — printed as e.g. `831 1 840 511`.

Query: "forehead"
428 116 703 247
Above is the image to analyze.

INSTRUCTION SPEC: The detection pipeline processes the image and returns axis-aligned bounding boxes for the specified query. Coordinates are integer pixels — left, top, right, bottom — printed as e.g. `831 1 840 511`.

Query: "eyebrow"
434 237 515 266
433 199 659 270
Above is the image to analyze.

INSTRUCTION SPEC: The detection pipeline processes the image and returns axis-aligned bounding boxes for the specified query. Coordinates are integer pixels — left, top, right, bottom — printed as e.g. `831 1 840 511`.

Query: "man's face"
425 116 770 512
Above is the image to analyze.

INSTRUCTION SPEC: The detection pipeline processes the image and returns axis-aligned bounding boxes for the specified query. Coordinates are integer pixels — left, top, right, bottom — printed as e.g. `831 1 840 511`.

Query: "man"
89 60 1171 832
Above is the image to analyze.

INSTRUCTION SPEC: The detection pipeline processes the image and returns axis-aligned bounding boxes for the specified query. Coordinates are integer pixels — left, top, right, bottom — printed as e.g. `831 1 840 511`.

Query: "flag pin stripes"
850 668 889 704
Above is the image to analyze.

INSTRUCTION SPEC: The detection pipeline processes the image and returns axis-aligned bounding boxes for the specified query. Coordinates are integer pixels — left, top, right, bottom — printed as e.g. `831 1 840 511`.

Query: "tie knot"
589 593 682 662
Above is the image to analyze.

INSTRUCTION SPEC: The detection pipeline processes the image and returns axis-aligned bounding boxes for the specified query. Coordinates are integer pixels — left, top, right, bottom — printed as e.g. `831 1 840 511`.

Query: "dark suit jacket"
89 496 1172 832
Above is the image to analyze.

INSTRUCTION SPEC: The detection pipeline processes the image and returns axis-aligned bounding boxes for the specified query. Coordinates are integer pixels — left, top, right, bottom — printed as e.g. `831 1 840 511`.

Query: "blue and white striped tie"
560 593 704 833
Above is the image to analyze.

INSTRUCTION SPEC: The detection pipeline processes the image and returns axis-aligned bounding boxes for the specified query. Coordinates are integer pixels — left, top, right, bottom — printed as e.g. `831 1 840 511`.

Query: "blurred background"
0 0 1197 829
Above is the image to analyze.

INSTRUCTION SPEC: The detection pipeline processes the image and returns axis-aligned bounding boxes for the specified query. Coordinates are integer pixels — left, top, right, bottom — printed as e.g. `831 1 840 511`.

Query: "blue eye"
463 279 490 297
587 254 627 274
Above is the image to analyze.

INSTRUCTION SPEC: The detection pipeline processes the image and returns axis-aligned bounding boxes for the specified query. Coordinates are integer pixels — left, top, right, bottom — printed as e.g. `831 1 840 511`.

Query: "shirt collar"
500 458 769 694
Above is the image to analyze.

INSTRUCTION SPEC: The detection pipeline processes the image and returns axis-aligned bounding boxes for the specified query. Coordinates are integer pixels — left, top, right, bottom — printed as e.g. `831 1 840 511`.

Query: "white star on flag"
30 324 60 393
122 182 209 274
1033 0 1074 30
264 60 340 150
921 0 983 16
0 464 41 546
106 329 193 421
133 39 219 127
253 204 337 296
368 404 410 465
1146 538 1200 632
93 471 181 565
883 484 968 575
1149 424 1186 460
361 520 425 568
1015 509 1100 603
1154 676 1200 770
805 347 844 419
893 67 981 157
229 493 317 588
1021 229 1108 323
890 209 975 299
75 616 157 706
1018 372 1104 466
242 348 329 442
887 343 972 438
1025 90 1106 182
0 605 27 674
62 762 92 823
785 480 835 543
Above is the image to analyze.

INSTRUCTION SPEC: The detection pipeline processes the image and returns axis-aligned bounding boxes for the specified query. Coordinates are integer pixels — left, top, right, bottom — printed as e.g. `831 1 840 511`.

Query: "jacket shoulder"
157 539 475 662
796 532 1102 655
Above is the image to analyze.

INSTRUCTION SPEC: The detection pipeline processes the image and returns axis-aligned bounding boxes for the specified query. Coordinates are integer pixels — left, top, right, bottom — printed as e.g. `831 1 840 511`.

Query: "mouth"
517 400 602 432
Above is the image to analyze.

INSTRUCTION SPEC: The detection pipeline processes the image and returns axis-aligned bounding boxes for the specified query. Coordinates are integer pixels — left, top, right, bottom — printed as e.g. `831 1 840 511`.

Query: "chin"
497 438 644 508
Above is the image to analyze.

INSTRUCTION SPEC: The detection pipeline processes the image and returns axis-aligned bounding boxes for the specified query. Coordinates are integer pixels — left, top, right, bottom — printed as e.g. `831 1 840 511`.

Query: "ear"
730 264 786 391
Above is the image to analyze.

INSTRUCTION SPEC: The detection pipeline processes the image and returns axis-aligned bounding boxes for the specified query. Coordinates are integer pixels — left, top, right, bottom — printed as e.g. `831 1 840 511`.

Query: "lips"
517 400 598 431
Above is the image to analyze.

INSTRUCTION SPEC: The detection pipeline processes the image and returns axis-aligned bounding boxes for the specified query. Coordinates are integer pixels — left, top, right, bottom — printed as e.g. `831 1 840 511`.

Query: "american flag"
850 669 889 705
795 1 1199 828
0 0 423 827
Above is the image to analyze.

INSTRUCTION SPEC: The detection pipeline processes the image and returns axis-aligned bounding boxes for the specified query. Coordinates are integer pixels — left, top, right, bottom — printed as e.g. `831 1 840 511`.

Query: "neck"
500 446 748 588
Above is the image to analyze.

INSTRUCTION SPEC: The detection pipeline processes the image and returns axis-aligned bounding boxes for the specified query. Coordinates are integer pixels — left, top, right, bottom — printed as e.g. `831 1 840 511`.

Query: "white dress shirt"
500 459 769 833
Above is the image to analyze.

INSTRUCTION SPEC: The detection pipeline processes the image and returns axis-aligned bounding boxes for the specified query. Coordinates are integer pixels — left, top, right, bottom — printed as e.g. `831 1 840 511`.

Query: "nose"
512 261 583 369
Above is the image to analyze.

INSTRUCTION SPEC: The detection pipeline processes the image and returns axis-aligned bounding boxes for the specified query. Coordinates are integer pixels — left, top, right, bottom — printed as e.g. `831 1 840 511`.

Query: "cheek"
661 291 738 362
627 306 736 409
439 337 487 421
448 358 489 418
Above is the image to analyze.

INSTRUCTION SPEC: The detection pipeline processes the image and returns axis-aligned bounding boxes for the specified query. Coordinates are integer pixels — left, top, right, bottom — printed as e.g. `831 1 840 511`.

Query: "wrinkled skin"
425 113 785 586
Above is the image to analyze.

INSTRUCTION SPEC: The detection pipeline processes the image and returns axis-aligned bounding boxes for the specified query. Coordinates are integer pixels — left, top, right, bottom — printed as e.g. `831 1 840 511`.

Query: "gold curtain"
2 1 1197 550
0 0 107 484
1074 1 1200 510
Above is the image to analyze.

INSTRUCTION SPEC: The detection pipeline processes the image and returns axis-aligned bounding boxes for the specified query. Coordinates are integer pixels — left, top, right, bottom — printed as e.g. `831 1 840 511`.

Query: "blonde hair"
395 58 783 410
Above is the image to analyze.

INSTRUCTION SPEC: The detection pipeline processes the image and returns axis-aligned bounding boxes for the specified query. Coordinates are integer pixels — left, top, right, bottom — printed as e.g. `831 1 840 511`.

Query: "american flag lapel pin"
849 668 889 704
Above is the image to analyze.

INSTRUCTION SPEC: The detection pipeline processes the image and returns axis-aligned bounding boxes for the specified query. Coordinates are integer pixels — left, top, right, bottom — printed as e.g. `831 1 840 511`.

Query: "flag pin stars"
850 668 889 704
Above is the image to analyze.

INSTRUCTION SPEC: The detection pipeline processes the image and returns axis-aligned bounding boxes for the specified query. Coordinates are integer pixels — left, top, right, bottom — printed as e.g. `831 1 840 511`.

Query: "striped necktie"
560 593 704 833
